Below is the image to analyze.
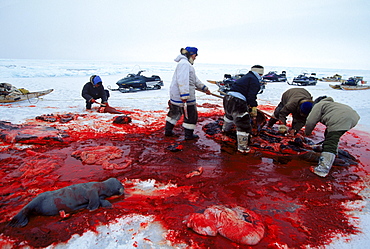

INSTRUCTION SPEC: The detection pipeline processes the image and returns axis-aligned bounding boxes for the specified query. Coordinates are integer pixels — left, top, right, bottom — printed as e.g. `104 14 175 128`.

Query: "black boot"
184 128 199 140
165 121 175 136
86 101 92 110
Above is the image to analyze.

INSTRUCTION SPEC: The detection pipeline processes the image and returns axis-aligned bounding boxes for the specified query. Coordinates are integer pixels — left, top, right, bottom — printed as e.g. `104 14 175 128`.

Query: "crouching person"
305 96 360 177
267 88 313 135
82 75 110 110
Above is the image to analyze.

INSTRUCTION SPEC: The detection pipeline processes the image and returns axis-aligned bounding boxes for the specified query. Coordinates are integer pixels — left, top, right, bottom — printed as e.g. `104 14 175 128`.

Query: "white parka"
169 54 208 106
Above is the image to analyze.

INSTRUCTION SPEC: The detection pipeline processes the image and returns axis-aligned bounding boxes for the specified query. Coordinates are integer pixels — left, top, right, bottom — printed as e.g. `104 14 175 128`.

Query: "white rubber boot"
236 131 250 153
313 152 336 177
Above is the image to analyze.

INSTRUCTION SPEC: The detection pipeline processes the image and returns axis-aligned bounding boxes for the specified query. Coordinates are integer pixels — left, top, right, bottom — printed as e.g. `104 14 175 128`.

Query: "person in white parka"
165 47 211 140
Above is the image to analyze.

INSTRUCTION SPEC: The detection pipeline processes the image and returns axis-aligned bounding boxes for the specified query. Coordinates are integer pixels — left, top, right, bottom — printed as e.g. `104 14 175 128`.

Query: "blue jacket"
82 82 108 103
229 71 260 107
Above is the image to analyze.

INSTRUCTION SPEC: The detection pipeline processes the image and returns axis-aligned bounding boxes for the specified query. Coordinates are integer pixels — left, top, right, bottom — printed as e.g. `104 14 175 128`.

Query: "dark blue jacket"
230 71 260 107
82 82 108 103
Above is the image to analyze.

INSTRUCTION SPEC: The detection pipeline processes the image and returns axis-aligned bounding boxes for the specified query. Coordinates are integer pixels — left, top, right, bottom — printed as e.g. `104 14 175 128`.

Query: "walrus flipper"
87 190 101 211
100 199 113 208
8 209 29 227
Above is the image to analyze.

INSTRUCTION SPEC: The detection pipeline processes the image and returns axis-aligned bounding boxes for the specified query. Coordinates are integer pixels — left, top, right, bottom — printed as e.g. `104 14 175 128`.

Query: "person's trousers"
165 101 198 130
223 95 252 133
322 130 347 154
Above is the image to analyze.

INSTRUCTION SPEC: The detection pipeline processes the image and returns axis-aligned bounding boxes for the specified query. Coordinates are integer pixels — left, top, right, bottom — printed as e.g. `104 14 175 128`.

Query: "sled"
330 76 369 90
319 74 342 82
0 85 54 103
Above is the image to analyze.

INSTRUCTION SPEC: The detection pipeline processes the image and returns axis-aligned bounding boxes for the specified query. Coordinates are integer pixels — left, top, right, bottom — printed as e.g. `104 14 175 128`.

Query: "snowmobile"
289 73 317 86
208 70 265 95
111 70 163 93
262 71 287 82
329 76 370 90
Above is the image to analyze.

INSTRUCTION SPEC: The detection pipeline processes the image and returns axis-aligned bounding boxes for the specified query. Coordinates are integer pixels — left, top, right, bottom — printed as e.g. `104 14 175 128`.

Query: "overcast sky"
1 0 369 70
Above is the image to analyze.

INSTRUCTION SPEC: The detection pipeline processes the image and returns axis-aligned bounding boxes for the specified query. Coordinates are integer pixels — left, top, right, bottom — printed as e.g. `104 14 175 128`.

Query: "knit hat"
90 75 102 85
300 101 313 115
251 65 264 75
185 47 198 56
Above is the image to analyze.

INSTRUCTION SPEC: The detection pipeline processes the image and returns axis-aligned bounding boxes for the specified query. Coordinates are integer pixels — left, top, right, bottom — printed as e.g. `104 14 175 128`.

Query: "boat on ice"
262 71 287 82
289 72 317 86
110 70 163 93
0 83 53 103
319 74 342 82
329 76 369 90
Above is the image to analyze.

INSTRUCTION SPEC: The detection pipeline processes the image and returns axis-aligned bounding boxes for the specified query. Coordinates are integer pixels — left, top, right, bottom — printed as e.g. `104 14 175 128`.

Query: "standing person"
305 96 360 177
266 88 313 135
222 65 264 153
82 75 110 110
165 47 211 140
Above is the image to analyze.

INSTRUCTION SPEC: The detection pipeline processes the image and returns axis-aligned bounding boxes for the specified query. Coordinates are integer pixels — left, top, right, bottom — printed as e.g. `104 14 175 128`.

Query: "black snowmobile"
262 71 287 82
112 70 163 93
289 73 317 86
217 71 265 95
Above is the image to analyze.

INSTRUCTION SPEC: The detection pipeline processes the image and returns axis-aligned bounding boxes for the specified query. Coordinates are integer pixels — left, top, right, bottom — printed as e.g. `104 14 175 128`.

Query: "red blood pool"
0 106 368 248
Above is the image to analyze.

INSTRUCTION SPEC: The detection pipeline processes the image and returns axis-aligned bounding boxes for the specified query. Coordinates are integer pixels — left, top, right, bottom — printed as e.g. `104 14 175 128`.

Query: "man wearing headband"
222 65 264 153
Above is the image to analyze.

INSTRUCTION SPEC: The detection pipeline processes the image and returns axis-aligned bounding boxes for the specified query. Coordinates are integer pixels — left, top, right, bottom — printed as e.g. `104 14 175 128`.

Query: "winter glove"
98 106 106 113
278 125 288 134
288 129 296 136
250 107 258 117
90 99 97 103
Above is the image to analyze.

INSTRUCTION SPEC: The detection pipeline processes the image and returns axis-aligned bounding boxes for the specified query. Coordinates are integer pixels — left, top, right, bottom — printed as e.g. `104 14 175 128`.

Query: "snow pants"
223 95 252 133
165 101 198 130
322 130 347 154
86 90 110 109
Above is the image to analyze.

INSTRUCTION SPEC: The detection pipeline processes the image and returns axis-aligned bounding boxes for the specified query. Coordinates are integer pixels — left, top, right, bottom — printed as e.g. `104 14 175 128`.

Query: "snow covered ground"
1 59 370 248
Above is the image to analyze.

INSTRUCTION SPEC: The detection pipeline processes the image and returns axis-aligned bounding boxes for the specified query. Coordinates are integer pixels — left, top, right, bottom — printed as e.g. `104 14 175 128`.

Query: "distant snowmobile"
110 70 163 93
289 72 317 86
207 69 265 95
262 71 287 82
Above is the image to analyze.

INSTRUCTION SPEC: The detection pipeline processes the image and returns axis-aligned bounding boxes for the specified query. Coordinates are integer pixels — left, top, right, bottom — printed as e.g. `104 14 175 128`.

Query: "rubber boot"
236 131 250 153
165 121 175 137
184 128 199 140
86 102 92 110
312 152 336 177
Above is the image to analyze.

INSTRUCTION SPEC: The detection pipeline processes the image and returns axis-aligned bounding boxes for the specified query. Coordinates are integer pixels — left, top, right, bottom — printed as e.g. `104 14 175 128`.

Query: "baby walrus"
8 178 124 227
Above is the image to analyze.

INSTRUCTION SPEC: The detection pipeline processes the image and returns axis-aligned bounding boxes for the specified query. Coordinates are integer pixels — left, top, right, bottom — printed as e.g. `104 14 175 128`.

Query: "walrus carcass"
8 178 124 227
